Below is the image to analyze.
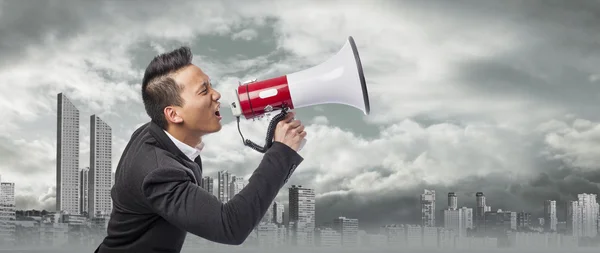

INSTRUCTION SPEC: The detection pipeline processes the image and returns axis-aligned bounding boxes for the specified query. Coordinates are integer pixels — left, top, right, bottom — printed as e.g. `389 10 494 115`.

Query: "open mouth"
215 104 221 117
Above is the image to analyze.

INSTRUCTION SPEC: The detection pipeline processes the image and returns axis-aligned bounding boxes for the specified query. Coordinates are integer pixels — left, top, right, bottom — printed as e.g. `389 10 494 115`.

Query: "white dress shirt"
163 130 204 161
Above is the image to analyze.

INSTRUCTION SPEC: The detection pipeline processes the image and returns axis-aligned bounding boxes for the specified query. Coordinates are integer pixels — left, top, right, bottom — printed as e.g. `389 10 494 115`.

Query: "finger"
278 114 294 129
294 125 305 134
297 131 307 138
287 119 301 129
284 111 295 122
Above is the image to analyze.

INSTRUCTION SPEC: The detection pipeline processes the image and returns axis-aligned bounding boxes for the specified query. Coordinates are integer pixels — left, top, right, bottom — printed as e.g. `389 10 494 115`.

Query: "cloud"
537 118 600 170
232 0 600 128
0 0 599 231
200 114 595 227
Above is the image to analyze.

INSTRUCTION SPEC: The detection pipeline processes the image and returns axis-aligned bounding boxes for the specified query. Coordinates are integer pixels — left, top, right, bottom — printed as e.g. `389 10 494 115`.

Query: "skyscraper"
289 185 316 246
200 176 214 195
460 206 474 231
443 192 465 236
229 176 245 197
578 193 598 238
80 167 89 216
475 192 486 229
273 201 284 225
218 171 230 203
333 216 359 247
0 178 15 241
448 192 458 210
566 200 580 237
544 200 557 232
421 189 435 227
56 93 80 215
89 115 113 218
516 211 531 230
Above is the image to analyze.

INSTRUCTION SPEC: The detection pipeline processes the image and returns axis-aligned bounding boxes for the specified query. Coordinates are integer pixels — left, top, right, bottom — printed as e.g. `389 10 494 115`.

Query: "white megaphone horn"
230 36 370 153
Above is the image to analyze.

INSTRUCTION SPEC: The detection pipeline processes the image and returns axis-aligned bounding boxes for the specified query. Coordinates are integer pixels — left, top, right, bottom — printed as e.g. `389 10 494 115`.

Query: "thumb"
284 111 295 122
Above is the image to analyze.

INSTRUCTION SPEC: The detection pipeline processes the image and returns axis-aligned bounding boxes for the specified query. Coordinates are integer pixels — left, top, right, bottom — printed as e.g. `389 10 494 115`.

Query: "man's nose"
213 90 221 100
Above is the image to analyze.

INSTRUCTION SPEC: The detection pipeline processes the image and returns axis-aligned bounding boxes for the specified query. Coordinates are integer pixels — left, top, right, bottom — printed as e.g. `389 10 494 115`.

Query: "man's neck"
165 125 202 148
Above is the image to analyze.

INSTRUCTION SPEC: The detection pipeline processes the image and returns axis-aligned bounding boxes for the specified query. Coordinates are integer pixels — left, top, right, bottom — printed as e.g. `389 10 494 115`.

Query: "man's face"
172 64 222 135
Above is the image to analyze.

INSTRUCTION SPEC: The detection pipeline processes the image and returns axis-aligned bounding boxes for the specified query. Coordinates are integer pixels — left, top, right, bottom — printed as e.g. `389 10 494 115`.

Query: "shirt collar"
163 130 203 161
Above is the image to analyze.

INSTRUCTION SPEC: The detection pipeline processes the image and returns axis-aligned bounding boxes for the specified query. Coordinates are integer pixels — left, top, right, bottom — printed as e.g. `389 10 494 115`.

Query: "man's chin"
206 124 222 134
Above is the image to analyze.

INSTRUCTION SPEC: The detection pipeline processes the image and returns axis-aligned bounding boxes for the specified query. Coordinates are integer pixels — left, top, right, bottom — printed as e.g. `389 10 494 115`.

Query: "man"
95 46 306 252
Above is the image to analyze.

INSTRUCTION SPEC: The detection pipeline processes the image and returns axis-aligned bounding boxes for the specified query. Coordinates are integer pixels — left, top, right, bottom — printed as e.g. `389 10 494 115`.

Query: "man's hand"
274 111 306 152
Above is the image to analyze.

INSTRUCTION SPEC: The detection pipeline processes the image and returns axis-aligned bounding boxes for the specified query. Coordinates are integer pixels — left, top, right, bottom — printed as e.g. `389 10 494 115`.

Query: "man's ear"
164 106 184 124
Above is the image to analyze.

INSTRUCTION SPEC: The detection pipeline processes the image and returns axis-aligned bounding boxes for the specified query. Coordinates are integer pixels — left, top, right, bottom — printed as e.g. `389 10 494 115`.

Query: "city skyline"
0 0 599 234
4 178 598 250
7 151 599 236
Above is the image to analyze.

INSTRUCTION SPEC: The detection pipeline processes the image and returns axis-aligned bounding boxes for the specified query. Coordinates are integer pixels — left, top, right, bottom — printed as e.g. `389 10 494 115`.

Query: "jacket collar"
163 130 202 162
147 121 203 184
147 121 202 166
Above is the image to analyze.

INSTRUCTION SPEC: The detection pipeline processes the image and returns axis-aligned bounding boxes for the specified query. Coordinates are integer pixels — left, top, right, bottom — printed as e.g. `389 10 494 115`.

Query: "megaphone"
230 36 370 153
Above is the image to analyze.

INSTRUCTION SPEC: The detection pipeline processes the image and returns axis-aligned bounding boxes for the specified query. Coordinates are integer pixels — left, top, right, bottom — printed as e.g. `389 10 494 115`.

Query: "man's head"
141 46 222 139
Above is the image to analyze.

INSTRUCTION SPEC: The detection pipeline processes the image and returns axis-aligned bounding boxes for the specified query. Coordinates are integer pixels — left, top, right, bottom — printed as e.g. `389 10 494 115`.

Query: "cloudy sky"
0 0 599 231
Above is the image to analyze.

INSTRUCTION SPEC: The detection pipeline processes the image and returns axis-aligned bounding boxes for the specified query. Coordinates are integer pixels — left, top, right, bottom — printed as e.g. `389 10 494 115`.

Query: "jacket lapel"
147 122 200 185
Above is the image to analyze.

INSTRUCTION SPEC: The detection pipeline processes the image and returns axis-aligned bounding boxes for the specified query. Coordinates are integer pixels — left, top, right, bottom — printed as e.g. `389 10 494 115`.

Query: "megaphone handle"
237 108 289 153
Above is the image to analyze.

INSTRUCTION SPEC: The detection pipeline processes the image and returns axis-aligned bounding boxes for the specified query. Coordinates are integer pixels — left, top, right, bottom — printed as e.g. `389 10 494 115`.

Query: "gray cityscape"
0 93 598 252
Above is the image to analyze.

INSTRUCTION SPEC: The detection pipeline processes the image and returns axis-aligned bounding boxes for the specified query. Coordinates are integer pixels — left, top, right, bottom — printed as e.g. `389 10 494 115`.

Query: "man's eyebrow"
196 80 208 93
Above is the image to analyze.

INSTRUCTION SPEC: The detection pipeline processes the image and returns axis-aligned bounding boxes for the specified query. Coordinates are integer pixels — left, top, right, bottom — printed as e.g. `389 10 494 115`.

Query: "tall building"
88 115 113 218
217 171 230 202
443 208 463 236
332 216 359 247
461 207 474 230
543 200 557 232
80 167 89 216
229 176 245 197
443 193 472 237
0 179 15 243
448 192 457 210
289 185 315 246
56 93 80 215
566 200 580 237
578 193 598 237
200 176 214 195
566 194 599 238
0 182 14 206
516 211 531 230
421 189 435 227
443 192 466 237
273 201 284 224
483 209 517 237
475 192 486 229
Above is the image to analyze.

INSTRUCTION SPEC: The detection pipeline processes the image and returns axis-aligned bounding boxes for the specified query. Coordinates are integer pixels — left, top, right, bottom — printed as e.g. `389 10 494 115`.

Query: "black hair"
141 46 193 129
